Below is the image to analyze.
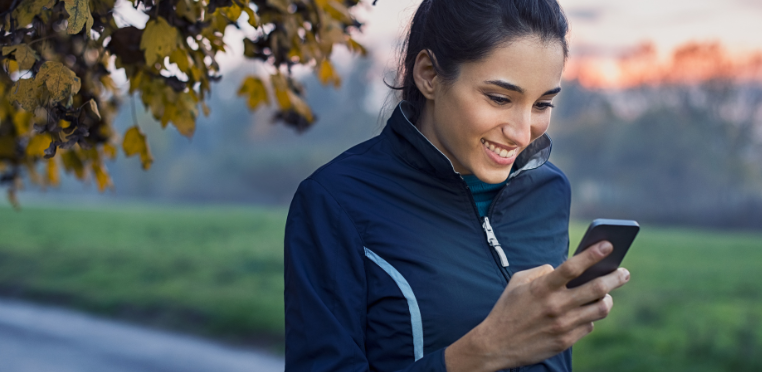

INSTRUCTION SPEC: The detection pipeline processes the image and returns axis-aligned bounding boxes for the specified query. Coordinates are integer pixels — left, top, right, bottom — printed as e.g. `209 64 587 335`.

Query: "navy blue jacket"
284 102 572 372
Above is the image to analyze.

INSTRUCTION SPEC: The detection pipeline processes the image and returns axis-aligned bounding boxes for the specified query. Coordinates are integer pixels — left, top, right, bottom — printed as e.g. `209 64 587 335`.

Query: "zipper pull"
482 217 509 267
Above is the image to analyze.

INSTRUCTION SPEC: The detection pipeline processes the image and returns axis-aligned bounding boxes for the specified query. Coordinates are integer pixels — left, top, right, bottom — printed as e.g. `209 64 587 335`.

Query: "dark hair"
393 0 569 122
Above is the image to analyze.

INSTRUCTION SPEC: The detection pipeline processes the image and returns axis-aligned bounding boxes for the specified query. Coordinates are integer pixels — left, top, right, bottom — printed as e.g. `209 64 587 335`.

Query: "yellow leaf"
26 133 52 157
304 31 322 61
13 110 33 136
266 0 290 13
288 90 314 123
317 21 345 56
35 61 82 105
319 21 346 44
0 136 16 159
102 143 117 160
25 159 41 185
2 44 38 70
64 0 94 34
317 59 341 87
128 70 144 94
270 73 291 110
6 60 18 74
169 48 190 73
140 17 179 66
9 78 43 112
221 2 242 21
176 0 200 22
187 88 199 103
12 0 56 27
242 6 259 27
160 103 172 128
282 14 299 39
122 126 153 170
237 76 270 110
171 109 196 137
347 38 367 57
86 98 101 119
61 150 86 180
92 162 112 191
100 75 118 92
271 73 313 122
47 157 60 186
288 41 303 62
201 101 210 117
207 10 230 35
317 0 352 24
189 65 202 81
162 93 197 137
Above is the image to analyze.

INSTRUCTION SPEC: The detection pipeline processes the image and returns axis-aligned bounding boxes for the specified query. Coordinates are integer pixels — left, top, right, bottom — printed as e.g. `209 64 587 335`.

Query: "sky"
347 0 762 109
110 0 762 104
353 0 762 59
112 0 762 73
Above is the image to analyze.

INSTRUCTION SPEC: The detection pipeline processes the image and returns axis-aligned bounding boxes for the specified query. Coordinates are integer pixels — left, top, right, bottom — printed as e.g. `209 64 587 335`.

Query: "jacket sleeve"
284 178 449 372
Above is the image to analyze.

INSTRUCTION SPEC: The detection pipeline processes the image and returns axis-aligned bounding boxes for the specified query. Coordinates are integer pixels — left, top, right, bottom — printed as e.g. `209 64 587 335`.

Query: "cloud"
565 7 602 22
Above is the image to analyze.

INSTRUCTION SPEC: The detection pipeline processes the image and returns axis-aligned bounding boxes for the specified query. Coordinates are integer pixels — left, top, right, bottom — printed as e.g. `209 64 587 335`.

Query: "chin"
474 169 511 184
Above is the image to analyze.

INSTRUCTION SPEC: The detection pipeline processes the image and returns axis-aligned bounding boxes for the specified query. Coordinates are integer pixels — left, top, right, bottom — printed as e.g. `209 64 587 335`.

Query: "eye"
487 95 511 105
534 102 555 111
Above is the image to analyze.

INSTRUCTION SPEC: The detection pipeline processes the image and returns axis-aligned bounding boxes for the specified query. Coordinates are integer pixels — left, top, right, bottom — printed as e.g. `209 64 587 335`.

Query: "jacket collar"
383 101 553 181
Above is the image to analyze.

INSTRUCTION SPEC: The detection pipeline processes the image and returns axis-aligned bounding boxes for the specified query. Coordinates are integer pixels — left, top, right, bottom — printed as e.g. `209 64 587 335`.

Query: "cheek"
438 89 488 137
531 113 552 140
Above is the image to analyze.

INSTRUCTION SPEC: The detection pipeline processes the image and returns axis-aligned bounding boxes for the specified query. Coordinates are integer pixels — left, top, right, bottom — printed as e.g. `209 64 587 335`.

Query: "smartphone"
566 219 640 289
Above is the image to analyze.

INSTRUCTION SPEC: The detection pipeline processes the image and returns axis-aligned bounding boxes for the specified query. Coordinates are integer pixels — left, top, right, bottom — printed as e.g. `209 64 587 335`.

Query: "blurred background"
1 0 761 371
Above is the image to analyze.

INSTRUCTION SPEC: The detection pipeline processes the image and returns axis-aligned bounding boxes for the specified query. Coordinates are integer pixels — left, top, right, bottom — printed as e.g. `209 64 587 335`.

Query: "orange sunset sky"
111 0 762 98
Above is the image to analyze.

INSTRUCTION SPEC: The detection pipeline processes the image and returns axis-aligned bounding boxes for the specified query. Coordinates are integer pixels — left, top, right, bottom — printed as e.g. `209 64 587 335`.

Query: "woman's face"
414 36 565 184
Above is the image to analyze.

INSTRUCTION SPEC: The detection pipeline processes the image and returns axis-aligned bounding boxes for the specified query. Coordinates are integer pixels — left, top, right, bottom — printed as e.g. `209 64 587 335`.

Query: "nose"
502 107 532 148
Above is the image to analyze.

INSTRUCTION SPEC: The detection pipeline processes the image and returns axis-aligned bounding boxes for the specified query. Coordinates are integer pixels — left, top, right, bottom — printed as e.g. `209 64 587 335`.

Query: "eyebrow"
485 80 562 96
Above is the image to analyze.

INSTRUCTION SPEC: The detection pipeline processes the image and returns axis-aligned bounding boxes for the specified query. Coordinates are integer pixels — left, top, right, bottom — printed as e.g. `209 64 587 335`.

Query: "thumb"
507 264 554 289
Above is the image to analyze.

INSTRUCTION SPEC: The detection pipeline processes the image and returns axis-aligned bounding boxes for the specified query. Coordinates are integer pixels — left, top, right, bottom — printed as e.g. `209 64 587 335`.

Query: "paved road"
0 298 285 372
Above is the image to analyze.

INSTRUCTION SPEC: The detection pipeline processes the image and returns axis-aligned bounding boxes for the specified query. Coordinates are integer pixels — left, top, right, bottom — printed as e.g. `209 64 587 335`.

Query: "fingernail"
599 242 613 255
622 268 630 281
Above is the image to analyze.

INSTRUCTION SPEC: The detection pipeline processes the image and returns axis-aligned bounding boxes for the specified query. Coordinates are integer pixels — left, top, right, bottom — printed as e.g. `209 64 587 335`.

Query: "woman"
284 0 630 371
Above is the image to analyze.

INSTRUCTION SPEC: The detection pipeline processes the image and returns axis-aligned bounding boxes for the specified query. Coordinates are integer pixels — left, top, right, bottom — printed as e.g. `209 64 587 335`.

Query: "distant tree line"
551 79 762 229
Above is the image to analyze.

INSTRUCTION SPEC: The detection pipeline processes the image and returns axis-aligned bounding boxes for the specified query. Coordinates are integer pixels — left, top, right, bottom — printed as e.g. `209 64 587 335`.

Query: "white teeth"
484 139 516 158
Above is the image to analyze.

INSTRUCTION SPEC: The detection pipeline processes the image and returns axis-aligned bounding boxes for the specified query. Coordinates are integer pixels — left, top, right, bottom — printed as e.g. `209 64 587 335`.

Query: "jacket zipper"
460 178 511 280
482 216 508 267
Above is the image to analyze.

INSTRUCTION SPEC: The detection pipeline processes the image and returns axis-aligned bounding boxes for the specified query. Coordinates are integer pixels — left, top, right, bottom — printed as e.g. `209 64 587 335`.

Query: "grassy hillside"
0 205 760 370
0 204 287 349
569 221 762 371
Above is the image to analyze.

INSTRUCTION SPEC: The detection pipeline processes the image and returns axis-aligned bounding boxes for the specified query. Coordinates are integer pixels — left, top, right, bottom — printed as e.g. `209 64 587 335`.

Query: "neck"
416 102 467 174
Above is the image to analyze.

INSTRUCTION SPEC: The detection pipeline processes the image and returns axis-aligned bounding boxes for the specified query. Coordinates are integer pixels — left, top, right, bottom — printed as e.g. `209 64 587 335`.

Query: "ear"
412 49 438 100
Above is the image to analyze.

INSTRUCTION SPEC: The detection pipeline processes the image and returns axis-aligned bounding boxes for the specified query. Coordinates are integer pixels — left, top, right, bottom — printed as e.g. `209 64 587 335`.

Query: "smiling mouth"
481 138 518 159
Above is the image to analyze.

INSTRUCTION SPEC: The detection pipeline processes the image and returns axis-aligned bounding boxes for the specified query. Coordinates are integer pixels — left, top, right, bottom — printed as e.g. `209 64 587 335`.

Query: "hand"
444 241 630 372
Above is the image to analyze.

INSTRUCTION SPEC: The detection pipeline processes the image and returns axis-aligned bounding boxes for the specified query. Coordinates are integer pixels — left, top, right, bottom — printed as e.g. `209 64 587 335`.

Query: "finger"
566 294 614 325
541 241 613 289
509 264 554 288
566 321 596 348
551 321 596 353
568 268 630 307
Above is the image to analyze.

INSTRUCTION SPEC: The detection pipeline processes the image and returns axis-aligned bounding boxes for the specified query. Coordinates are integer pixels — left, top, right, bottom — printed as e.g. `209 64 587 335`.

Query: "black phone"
566 219 640 289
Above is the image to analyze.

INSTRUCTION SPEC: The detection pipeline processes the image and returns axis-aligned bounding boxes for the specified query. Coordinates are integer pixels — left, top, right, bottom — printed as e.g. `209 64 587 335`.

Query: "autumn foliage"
0 0 366 206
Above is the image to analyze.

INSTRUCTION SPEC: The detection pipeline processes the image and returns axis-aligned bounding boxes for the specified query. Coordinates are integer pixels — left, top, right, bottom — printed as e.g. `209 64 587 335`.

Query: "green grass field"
0 204 287 350
0 204 761 370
